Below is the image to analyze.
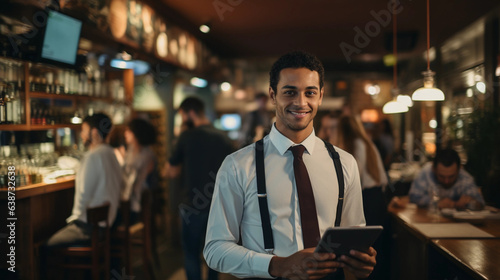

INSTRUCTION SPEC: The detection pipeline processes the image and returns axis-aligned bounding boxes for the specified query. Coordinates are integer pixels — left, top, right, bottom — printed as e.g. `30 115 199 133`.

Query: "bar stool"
111 200 132 274
112 189 155 279
131 188 155 280
50 202 111 280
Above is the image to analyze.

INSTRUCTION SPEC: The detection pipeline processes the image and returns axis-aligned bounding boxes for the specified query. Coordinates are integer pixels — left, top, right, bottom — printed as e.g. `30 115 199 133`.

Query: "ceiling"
160 0 500 65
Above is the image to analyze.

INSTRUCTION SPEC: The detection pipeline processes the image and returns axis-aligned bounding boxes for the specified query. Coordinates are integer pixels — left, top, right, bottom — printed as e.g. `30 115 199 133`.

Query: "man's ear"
318 87 324 106
188 110 198 120
269 87 276 105
91 127 102 142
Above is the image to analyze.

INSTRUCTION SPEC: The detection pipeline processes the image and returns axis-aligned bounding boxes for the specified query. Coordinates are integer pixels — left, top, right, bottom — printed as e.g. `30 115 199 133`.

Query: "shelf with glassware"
0 58 133 131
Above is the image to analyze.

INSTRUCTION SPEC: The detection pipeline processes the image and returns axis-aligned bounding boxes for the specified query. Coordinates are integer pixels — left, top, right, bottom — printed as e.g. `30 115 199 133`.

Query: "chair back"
120 200 131 227
86 202 111 267
87 202 110 227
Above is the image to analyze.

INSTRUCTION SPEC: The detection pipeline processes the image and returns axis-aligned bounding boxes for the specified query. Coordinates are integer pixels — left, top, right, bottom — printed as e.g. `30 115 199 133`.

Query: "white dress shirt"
67 144 123 225
204 125 365 279
353 138 388 190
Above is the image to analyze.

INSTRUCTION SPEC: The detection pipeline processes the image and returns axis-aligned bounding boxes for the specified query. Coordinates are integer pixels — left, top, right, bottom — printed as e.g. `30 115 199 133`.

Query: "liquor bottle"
0 84 6 124
11 86 21 124
4 84 13 124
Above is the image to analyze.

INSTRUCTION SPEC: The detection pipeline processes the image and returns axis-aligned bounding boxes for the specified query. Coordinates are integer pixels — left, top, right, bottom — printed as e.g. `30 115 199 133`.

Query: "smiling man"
204 51 376 280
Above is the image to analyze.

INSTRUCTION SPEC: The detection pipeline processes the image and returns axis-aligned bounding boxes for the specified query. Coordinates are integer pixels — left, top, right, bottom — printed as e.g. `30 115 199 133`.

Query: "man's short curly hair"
269 51 325 93
83 113 112 140
128 118 157 146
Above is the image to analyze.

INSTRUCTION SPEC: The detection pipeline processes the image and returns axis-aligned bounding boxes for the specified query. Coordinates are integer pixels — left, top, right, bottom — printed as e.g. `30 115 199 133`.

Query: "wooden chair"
51 202 111 280
111 200 132 275
112 189 155 279
131 188 155 280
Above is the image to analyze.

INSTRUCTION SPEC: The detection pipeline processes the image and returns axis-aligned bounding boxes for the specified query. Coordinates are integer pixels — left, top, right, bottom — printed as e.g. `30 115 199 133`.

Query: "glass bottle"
4 83 13 124
0 84 6 124
428 185 440 215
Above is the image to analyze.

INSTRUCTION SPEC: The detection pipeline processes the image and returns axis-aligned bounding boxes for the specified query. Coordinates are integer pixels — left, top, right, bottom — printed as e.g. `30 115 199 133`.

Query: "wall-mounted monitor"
40 10 82 67
219 114 242 131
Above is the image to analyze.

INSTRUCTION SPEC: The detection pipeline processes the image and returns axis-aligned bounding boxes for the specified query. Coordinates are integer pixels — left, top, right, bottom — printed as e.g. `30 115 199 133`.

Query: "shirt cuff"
252 253 275 278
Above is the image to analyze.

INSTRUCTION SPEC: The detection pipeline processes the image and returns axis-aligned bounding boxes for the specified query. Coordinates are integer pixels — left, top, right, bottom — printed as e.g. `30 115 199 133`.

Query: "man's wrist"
268 256 283 278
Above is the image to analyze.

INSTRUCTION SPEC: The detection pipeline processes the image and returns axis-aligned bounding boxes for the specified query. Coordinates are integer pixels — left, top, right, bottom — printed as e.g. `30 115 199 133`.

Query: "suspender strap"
254 139 345 252
255 139 274 254
323 140 345 227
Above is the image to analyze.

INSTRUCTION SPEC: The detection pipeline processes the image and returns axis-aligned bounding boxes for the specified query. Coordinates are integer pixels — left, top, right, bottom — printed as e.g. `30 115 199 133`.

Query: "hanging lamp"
412 0 445 101
383 3 408 114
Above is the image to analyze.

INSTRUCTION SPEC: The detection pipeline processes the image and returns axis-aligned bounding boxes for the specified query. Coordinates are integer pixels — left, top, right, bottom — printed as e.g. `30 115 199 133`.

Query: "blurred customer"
409 148 485 210
336 115 389 280
44 113 123 246
238 92 272 147
317 111 341 144
164 97 234 280
336 115 388 225
122 118 157 223
373 119 395 171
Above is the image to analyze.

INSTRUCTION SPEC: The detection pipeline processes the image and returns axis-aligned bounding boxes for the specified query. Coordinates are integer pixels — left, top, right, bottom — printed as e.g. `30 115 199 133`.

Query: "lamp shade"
383 98 408 114
397 94 413 107
412 69 445 101
412 87 445 101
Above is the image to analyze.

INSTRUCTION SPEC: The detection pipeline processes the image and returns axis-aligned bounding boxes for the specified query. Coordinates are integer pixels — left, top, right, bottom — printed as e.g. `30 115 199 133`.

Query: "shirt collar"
269 123 317 156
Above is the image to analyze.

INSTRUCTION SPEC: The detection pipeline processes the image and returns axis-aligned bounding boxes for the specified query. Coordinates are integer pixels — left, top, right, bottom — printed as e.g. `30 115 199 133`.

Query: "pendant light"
412 0 445 101
383 2 408 114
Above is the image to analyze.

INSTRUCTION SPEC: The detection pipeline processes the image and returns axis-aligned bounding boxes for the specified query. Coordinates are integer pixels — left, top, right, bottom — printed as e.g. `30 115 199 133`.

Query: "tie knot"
290 145 306 159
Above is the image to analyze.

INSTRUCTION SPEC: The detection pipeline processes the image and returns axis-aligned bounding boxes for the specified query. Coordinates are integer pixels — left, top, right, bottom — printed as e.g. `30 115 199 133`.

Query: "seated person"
121 118 157 224
45 113 123 247
409 148 485 209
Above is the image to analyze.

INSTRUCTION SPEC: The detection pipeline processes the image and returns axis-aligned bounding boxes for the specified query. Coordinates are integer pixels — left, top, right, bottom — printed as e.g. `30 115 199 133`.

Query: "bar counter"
389 197 500 280
0 177 75 280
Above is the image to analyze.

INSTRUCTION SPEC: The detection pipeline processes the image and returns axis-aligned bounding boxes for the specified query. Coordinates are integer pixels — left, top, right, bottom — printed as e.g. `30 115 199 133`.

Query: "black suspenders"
255 139 275 254
254 139 345 253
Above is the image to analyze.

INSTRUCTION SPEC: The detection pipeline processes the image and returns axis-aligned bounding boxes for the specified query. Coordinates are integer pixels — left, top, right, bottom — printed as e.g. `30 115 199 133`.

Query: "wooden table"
0 177 75 280
388 197 500 280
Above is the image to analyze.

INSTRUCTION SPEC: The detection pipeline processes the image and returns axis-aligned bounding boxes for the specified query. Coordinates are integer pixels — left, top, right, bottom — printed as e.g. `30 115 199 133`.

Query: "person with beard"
45 113 123 247
164 97 234 280
409 148 485 210
204 51 376 280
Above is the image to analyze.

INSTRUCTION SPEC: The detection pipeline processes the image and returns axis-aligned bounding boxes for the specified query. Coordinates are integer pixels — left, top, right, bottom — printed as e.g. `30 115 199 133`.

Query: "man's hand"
455 195 473 209
438 197 455 209
339 247 377 279
269 248 341 280
161 162 182 179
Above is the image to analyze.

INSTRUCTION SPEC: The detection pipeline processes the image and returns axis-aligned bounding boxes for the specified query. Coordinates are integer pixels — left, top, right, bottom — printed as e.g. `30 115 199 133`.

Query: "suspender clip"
265 248 274 254
257 193 267 198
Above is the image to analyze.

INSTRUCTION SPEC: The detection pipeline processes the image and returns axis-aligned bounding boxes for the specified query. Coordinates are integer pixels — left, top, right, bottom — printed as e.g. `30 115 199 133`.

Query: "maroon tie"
290 145 320 248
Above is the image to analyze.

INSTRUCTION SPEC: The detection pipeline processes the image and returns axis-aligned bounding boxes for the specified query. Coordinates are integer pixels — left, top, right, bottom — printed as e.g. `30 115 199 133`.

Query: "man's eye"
284 91 295 95
306 91 317 96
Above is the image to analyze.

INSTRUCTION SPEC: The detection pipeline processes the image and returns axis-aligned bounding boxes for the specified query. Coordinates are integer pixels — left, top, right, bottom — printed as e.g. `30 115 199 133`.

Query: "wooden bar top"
0 176 75 200
431 239 500 280
388 196 500 238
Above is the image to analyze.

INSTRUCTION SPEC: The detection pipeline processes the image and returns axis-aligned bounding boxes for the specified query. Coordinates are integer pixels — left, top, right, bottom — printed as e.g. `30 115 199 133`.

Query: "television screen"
41 11 82 66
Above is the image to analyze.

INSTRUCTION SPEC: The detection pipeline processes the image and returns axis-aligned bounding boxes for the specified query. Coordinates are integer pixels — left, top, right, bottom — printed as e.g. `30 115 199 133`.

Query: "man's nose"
295 93 307 106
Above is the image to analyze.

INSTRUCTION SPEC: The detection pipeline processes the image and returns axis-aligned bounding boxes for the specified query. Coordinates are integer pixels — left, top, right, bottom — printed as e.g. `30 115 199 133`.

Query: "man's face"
179 109 194 128
270 67 323 137
433 163 459 189
80 122 91 147
321 116 338 139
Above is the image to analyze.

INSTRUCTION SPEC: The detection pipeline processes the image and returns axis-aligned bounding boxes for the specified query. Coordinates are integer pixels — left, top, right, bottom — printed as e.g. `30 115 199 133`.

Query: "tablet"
314 226 383 255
